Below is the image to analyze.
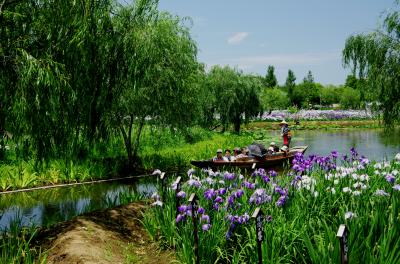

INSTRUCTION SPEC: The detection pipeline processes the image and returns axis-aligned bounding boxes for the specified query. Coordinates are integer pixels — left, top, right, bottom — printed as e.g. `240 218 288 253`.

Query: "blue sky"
157 0 395 85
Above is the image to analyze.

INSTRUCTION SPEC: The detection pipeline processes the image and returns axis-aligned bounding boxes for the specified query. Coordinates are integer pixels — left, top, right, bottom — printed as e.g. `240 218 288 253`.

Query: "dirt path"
33 202 176 264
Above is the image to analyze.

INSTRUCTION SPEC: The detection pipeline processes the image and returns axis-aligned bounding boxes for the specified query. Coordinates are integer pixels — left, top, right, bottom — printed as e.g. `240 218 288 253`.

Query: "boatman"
279 120 291 148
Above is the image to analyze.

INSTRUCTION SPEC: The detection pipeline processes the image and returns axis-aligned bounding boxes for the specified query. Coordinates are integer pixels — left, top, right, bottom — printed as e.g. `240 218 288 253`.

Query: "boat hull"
190 146 308 170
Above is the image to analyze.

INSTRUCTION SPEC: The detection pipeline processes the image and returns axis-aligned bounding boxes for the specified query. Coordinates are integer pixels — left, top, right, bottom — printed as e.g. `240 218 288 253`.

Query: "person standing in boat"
279 120 291 148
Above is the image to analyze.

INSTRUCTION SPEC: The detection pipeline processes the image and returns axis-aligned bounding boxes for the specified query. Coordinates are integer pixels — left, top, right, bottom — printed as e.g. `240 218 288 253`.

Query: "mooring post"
160 172 166 202
189 193 200 264
252 207 264 264
174 176 182 219
336 224 349 264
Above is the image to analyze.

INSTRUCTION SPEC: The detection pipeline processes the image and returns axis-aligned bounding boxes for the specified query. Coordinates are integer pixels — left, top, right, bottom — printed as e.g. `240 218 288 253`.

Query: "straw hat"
270 142 276 146
279 120 288 125
217 149 223 153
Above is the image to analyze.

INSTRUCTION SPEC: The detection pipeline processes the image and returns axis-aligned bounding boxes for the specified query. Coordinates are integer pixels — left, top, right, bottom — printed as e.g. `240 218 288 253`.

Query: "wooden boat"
190 146 308 170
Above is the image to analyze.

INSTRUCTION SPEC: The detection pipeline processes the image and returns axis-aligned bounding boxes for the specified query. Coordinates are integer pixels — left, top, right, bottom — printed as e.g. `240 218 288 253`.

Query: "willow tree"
207 66 262 133
343 2 400 126
110 1 201 164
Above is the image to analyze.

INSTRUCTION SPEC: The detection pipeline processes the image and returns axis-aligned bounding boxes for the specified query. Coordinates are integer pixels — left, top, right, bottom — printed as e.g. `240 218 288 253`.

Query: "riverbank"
32 201 175 264
0 120 392 192
246 119 383 130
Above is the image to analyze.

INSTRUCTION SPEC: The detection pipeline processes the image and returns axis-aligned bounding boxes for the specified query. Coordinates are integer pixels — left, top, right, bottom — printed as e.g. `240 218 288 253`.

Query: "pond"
0 177 157 231
271 128 400 161
1 129 399 231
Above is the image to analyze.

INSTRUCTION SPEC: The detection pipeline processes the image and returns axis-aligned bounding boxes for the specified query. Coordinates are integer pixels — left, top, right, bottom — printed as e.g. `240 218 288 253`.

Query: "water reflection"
269 129 400 160
0 178 157 231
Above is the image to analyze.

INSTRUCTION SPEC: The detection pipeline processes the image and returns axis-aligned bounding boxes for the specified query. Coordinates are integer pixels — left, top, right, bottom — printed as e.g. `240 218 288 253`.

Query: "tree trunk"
234 117 241 133
132 117 145 159
120 115 134 168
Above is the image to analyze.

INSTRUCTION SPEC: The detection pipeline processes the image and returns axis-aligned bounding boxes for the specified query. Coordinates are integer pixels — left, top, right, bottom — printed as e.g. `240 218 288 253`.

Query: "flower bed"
144 150 400 263
258 109 376 121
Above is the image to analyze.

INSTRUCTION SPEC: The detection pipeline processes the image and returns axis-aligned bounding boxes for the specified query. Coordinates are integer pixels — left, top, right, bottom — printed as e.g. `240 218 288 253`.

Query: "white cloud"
227 32 249 44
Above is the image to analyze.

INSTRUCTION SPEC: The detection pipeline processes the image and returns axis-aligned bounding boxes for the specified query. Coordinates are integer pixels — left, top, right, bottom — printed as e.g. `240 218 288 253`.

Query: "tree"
285 69 296 105
0 0 201 166
296 70 319 106
340 87 361 109
207 66 262 133
343 2 400 125
260 89 290 111
303 70 315 84
111 3 201 165
264 65 278 88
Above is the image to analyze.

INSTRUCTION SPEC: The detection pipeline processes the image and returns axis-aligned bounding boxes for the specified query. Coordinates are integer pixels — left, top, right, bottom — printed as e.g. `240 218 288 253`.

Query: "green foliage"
264 65 278 88
260 88 290 111
285 69 296 105
340 87 361 109
320 85 341 106
205 66 263 133
342 2 400 125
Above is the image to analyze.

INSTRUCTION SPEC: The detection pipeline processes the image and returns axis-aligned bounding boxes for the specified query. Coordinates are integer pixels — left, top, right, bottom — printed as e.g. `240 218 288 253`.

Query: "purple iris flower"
214 196 223 203
393 185 400 191
176 214 186 223
242 181 255 189
201 214 210 223
178 204 187 213
330 150 339 159
188 179 201 188
234 189 245 198
176 191 186 198
228 195 235 205
213 203 220 211
202 224 211 231
204 189 216 200
385 174 396 184
350 147 358 159
218 188 227 195
269 170 278 177
265 215 273 222
262 176 270 183
224 172 236 181
197 207 205 214
276 196 287 207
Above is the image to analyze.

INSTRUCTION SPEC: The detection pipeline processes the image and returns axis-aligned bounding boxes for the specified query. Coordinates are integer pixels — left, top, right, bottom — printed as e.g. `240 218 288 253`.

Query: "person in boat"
236 147 249 159
280 145 289 156
268 142 279 154
233 147 241 158
225 149 234 161
213 149 226 162
279 120 291 148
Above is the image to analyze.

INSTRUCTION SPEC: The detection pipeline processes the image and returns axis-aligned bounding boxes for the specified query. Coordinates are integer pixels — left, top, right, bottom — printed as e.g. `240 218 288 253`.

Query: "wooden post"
160 172 166 202
336 224 349 264
189 193 199 264
252 207 264 264
174 176 182 219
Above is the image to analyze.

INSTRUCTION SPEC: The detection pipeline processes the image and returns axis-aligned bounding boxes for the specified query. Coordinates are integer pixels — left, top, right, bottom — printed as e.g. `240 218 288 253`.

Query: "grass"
142 151 400 263
0 224 47 264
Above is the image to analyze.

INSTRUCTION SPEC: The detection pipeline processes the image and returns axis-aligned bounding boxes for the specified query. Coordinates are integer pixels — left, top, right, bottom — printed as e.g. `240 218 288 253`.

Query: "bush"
340 87 361 109
260 88 290 110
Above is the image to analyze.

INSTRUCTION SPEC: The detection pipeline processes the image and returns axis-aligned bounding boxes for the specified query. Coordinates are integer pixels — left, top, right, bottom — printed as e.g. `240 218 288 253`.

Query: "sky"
157 0 396 85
